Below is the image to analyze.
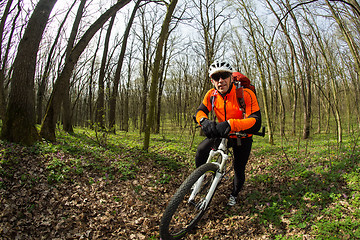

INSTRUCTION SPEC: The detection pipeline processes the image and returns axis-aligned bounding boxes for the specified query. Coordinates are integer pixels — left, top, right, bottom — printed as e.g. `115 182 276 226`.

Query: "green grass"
247 131 360 239
0 125 359 238
34 127 197 184
0 127 196 187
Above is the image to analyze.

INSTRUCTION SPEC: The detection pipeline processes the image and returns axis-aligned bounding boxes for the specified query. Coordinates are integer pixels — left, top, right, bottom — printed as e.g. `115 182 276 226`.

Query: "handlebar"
257 126 266 137
193 115 265 138
229 126 266 138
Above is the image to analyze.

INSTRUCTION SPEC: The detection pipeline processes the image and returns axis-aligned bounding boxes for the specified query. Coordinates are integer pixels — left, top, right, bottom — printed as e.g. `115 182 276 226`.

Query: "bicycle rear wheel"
159 162 219 240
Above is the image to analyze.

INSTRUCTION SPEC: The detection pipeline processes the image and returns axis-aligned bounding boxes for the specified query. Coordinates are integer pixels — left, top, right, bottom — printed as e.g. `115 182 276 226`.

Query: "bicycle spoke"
160 162 220 239
167 169 215 236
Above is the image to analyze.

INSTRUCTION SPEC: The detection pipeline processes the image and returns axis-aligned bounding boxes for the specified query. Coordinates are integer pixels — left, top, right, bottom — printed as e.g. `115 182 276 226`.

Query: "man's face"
211 71 233 94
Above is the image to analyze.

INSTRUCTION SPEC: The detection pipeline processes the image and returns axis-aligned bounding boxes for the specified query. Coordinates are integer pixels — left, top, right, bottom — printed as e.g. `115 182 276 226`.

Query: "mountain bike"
159 127 265 240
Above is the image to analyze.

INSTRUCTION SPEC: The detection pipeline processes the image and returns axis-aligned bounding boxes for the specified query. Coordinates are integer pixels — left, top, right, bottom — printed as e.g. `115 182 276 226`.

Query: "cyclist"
194 60 261 206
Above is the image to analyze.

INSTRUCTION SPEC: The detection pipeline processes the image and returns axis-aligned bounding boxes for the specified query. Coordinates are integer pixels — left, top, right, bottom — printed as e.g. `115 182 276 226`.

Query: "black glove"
200 118 218 138
216 121 231 138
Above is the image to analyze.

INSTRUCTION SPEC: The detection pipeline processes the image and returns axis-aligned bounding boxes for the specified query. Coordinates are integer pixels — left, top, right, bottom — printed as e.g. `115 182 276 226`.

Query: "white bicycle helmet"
208 60 234 77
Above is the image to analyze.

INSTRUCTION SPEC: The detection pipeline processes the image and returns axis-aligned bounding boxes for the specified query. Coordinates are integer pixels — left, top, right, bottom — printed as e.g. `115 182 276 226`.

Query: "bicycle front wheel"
160 162 219 240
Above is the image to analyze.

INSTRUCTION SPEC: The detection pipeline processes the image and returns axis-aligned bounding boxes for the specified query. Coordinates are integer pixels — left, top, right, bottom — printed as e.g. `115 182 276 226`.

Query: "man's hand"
216 121 231 138
200 118 218 138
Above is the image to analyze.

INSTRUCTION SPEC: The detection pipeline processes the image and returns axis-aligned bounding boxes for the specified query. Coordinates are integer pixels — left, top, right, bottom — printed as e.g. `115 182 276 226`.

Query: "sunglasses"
211 72 232 81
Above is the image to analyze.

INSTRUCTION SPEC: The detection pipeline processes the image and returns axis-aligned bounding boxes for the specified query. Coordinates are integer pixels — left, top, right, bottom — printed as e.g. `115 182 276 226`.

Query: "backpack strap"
234 82 246 119
209 90 218 121
248 84 256 95
209 89 218 112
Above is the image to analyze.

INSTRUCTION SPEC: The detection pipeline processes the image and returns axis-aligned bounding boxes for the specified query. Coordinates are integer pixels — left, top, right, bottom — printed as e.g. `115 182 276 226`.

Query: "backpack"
233 72 256 94
232 72 256 114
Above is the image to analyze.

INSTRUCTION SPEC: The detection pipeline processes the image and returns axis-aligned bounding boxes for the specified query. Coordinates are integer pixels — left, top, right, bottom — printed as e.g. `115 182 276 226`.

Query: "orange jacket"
195 83 261 134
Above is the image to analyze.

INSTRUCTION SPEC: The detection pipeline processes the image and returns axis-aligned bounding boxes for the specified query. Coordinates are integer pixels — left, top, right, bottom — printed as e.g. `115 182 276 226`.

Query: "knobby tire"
159 162 219 240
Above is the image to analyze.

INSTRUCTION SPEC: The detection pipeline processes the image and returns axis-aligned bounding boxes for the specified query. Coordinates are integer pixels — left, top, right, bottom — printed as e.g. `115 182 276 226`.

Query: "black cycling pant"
195 137 253 197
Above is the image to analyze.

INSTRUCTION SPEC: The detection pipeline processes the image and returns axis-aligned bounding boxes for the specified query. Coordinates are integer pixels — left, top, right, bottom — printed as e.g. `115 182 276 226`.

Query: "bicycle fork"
188 168 222 211
188 138 229 210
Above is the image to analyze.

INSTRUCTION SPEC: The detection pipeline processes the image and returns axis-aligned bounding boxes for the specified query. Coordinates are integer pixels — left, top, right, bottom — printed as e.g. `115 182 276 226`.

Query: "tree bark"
123 43 134 132
1 0 57 145
286 0 312 139
109 0 141 133
143 0 178 150
267 0 301 136
304 14 342 142
95 14 116 129
63 0 87 133
40 0 131 142
240 1 274 144
0 0 14 121
87 32 103 127
137 7 156 134
155 41 170 133
326 0 360 88
37 0 77 125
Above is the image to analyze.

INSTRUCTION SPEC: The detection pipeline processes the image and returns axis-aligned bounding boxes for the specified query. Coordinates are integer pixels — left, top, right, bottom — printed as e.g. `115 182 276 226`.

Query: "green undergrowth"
0 127 359 239
0 127 200 187
246 131 360 239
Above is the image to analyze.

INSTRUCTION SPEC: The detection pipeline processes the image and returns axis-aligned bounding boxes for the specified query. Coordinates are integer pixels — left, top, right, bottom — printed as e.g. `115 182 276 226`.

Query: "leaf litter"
0 137 358 239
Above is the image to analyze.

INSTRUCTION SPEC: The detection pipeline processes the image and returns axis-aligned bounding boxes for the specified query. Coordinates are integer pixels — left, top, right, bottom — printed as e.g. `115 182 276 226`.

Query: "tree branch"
269 0 360 47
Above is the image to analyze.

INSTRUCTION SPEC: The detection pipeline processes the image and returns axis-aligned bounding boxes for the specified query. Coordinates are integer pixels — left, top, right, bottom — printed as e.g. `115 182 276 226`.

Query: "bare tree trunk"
138 7 155 133
0 0 14 121
37 1 77 125
40 0 131 142
314 61 322 134
285 1 312 139
1 0 23 123
326 0 360 131
95 14 116 129
326 0 360 77
291 56 298 136
141 68 149 133
2 1 22 100
123 43 134 132
269 48 286 136
339 56 353 133
266 0 300 136
88 32 103 127
155 14 181 133
63 0 87 133
109 0 141 133
155 43 170 134
143 0 178 150
1 0 57 145
239 1 273 144
304 14 342 142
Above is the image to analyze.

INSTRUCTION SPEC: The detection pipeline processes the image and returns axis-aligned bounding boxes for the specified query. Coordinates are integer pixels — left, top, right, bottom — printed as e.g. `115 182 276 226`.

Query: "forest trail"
0 135 358 239
0 140 291 239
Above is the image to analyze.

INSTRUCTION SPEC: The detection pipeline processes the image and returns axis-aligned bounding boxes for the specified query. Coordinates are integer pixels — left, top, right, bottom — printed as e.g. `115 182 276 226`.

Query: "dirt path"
0 142 289 239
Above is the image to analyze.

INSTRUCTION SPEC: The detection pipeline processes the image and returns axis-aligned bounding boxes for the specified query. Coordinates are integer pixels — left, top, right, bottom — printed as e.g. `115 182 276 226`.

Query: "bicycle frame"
188 137 229 210
160 127 265 239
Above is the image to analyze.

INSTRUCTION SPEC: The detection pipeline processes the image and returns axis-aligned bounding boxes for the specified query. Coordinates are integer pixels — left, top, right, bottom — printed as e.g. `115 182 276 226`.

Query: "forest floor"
0 129 359 239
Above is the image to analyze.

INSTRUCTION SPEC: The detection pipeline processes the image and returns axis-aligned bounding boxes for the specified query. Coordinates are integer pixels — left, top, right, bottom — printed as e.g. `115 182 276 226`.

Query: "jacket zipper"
223 95 227 121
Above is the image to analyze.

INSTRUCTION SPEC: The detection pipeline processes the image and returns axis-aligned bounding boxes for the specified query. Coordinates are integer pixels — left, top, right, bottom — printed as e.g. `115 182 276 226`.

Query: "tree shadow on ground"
189 156 358 239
